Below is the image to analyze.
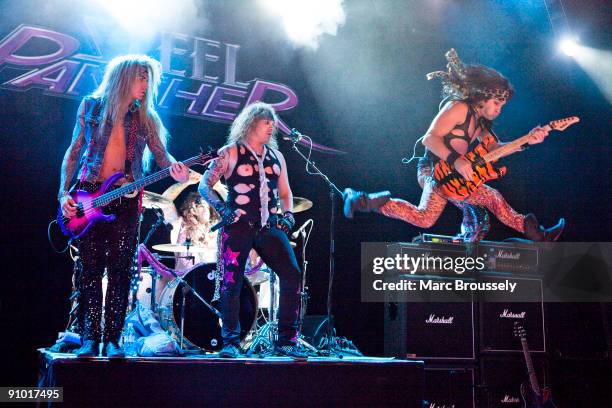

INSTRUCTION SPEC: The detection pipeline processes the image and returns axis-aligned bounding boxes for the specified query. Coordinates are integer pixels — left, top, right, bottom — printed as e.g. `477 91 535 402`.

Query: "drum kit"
133 189 315 354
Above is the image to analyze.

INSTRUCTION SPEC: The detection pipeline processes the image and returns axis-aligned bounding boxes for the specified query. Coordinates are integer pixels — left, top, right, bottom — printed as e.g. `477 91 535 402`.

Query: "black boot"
343 188 391 219
104 342 125 359
523 213 565 242
75 340 99 358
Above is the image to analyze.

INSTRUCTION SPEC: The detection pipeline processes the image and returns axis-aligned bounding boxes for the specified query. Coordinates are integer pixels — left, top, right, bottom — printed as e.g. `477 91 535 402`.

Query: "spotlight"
259 0 345 49
97 0 164 40
559 37 580 57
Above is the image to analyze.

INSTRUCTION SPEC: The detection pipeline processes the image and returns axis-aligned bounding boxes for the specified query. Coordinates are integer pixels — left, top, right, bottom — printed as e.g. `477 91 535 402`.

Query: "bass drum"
158 263 257 352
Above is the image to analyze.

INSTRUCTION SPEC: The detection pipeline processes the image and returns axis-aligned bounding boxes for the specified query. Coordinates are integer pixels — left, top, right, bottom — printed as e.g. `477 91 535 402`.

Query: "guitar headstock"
198 146 219 164
513 321 527 340
549 116 580 131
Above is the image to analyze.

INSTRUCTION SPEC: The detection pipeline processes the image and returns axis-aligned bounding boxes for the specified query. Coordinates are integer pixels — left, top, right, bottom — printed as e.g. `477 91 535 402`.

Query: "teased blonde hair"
227 102 279 149
92 54 168 172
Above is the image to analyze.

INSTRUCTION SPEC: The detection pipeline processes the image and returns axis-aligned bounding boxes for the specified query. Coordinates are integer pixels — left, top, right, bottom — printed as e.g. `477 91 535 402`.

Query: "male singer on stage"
58 55 189 358
343 49 565 241
198 102 307 359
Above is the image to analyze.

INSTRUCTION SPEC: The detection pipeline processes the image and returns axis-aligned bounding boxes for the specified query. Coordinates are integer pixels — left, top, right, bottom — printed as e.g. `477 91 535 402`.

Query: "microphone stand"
288 136 344 357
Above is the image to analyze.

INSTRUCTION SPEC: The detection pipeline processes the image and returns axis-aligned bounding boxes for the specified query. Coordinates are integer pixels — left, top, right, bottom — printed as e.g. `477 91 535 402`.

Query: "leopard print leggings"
379 166 525 232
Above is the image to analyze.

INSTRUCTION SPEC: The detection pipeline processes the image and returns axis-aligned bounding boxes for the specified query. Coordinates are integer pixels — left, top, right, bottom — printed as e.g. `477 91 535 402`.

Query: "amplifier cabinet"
479 276 545 353
385 300 475 360
479 355 548 408
424 366 476 408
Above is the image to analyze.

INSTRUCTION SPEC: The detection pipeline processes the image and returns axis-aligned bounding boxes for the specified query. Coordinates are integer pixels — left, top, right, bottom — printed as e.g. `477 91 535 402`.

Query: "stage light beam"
259 0 346 49
559 37 580 57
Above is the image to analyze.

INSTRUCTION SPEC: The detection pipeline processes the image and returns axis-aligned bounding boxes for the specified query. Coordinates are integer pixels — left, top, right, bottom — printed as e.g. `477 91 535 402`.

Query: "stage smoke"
259 0 346 50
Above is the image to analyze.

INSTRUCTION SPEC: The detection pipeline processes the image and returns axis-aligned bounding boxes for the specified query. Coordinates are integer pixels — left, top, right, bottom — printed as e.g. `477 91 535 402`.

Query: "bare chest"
99 125 127 180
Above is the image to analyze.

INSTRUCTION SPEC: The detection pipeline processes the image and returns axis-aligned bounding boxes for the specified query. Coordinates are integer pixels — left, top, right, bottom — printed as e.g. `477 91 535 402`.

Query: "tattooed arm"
198 144 235 210
59 99 86 217
147 115 189 182
147 122 174 169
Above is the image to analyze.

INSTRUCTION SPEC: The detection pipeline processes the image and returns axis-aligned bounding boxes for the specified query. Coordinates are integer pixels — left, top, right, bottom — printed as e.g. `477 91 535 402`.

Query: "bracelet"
57 190 70 201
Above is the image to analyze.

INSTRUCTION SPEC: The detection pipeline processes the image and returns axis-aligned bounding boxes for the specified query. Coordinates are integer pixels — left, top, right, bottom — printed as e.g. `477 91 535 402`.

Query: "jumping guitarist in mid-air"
343 48 567 242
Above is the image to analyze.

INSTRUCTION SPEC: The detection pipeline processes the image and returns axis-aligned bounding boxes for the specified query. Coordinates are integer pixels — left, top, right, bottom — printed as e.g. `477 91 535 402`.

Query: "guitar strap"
124 108 140 182
479 117 500 143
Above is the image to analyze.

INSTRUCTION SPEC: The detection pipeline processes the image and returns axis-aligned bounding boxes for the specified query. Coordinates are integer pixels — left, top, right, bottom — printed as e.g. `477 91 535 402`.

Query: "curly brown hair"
179 192 220 228
427 49 514 105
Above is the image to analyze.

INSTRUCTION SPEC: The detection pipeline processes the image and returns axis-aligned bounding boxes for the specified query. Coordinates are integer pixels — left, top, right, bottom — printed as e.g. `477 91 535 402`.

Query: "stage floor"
38 349 425 407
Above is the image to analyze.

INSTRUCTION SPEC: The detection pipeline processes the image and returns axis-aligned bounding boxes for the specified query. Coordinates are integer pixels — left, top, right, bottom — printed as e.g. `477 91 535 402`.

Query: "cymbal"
292 197 313 213
152 243 215 254
142 191 173 209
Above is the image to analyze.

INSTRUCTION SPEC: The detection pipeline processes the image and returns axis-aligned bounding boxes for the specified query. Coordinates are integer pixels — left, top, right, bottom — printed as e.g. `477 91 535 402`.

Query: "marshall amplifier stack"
383 238 548 408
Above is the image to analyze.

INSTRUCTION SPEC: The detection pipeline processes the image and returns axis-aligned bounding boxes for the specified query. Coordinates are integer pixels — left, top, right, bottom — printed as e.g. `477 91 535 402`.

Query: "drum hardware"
138 245 223 349
180 284 188 350
246 267 279 355
130 207 164 310
158 264 257 351
294 220 319 354
245 220 318 356
154 253 195 261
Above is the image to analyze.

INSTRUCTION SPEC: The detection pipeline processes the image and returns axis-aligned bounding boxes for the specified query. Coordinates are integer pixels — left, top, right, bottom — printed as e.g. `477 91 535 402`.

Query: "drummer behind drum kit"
134 189 316 355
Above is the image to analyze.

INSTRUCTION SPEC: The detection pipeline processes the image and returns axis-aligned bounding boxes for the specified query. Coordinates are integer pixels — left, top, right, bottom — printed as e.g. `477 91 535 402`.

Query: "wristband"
58 190 70 201
282 211 295 228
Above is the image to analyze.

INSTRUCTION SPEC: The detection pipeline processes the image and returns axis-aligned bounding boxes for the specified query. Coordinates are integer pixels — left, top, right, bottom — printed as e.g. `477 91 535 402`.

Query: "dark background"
0 0 610 398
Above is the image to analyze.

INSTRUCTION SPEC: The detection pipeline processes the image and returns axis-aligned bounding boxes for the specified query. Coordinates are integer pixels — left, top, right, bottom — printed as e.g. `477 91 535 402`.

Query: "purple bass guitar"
58 150 217 239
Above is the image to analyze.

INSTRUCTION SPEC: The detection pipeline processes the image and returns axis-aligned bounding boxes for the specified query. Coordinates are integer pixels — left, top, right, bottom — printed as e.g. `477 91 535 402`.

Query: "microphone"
291 219 313 239
282 128 306 142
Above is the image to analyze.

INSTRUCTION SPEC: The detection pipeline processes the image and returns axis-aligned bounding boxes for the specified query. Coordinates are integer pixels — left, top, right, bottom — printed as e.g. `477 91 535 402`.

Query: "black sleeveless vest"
225 142 282 225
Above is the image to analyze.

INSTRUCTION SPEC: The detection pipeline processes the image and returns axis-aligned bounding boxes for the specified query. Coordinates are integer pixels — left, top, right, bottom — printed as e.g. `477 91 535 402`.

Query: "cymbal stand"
131 211 169 312
295 223 318 354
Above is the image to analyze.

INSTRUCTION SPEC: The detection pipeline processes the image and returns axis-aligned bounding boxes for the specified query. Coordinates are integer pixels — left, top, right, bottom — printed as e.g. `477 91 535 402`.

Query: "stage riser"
38 353 424 407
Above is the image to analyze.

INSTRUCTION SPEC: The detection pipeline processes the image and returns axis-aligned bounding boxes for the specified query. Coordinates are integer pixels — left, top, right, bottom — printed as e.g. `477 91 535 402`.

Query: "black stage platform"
38 350 424 407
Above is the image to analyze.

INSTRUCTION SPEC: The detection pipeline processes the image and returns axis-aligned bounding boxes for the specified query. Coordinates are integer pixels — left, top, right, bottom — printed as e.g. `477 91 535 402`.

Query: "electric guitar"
58 149 218 239
433 116 579 201
514 322 556 408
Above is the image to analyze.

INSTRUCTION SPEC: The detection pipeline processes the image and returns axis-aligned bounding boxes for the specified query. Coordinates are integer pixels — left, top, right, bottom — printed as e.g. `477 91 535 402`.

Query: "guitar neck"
482 124 552 163
521 338 541 396
94 155 202 207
